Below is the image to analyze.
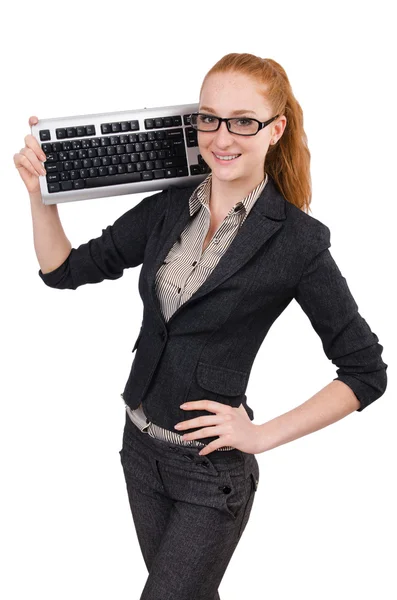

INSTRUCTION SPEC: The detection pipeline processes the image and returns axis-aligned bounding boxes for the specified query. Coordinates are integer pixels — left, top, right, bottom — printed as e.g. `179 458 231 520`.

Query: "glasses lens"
190 114 258 135
228 118 258 135
191 113 219 131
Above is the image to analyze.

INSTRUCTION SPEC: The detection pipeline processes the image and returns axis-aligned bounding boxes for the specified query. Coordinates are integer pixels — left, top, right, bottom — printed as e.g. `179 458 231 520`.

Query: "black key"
61 181 73 191
163 157 187 168
48 182 60 193
177 166 189 177
39 130 51 141
47 173 59 182
166 128 183 139
85 172 142 188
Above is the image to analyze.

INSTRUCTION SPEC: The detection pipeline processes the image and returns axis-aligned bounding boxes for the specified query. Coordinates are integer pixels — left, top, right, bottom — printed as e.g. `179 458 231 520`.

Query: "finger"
28 115 39 126
21 146 46 175
176 415 220 430
24 135 47 164
181 400 225 412
16 151 43 177
198 441 220 456
182 425 224 441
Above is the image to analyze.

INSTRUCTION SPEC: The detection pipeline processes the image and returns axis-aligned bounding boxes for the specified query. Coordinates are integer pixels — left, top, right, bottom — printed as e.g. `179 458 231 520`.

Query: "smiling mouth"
212 152 242 162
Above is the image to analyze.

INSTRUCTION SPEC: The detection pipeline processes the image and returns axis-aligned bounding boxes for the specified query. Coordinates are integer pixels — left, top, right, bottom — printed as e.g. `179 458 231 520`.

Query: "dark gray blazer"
39 175 388 443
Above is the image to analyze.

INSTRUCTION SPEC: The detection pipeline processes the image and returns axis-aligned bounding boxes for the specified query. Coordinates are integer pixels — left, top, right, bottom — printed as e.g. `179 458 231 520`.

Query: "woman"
14 53 387 600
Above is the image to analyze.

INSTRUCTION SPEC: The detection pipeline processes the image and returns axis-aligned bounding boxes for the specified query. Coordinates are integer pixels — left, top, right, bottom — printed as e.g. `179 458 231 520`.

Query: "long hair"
199 53 312 214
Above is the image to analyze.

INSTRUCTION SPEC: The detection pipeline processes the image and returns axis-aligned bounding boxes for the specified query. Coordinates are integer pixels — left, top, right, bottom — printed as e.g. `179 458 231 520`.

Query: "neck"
209 172 266 215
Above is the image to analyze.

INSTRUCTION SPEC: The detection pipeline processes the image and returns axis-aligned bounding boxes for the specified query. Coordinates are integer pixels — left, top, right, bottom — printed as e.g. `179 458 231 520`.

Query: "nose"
212 120 235 144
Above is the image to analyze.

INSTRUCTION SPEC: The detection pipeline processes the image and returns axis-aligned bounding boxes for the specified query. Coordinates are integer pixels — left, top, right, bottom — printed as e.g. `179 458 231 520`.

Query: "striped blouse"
156 170 269 322
126 171 269 449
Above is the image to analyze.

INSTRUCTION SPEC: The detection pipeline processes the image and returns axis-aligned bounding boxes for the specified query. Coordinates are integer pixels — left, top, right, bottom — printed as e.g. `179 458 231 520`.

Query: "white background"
1 1 396 598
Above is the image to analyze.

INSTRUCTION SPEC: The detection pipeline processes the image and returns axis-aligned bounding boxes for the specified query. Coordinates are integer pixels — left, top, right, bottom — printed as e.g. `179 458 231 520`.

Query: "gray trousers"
119 410 260 600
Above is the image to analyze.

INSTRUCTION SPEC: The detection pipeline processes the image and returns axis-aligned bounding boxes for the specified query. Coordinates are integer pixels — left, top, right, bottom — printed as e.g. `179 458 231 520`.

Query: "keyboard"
30 103 211 205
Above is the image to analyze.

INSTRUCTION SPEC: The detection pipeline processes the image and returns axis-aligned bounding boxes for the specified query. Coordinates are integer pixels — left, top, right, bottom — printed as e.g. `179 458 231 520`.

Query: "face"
198 72 285 187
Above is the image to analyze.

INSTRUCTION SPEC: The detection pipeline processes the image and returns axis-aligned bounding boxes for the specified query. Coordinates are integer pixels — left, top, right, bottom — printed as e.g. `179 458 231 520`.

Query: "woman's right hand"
13 116 47 195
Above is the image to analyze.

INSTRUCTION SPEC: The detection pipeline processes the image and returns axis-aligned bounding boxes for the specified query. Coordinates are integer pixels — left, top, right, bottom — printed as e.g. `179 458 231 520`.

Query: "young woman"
14 53 387 600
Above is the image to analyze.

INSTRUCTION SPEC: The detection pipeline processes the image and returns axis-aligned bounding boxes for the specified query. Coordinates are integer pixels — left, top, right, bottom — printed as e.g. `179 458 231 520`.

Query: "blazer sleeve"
38 189 168 290
294 224 388 411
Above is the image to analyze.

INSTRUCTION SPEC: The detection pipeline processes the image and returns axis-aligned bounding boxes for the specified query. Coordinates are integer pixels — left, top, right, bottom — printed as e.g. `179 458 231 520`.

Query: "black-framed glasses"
189 112 280 136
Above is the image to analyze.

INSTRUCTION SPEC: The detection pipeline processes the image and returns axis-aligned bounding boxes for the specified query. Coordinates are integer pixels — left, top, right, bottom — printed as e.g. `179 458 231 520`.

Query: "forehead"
200 72 269 115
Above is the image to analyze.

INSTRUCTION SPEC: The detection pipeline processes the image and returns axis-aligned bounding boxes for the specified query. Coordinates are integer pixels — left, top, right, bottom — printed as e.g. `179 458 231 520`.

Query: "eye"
236 119 252 126
200 114 216 123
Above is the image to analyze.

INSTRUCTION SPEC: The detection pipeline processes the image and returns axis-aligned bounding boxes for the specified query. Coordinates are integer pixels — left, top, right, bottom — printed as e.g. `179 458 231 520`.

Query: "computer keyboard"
30 102 210 205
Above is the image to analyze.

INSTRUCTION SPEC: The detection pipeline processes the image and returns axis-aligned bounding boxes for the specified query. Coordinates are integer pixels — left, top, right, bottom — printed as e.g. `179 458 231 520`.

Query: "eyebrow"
199 106 257 116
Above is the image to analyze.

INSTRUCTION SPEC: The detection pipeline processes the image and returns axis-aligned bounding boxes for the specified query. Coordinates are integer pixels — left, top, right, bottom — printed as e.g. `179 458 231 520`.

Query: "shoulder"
284 200 331 259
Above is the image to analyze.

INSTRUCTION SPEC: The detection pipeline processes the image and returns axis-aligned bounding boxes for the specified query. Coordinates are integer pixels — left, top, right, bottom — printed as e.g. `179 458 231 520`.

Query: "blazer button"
159 331 166 340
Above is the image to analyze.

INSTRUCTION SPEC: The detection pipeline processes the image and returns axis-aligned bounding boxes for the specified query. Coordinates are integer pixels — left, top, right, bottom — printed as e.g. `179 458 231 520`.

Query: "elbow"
333 364 388 412
38 265 76 290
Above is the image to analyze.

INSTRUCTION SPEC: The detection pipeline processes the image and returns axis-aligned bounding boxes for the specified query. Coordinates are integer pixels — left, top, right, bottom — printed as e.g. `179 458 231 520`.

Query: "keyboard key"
85 172 142 188
39 130 51 141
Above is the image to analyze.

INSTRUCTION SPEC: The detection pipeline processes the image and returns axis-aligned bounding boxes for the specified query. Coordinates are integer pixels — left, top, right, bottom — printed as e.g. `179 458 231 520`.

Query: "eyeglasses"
189 112 280 136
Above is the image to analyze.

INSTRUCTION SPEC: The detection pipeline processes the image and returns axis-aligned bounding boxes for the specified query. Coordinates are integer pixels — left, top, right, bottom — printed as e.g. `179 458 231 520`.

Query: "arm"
256 225 388 454
256 380 360 453
30 191 72 274
37 189 168 289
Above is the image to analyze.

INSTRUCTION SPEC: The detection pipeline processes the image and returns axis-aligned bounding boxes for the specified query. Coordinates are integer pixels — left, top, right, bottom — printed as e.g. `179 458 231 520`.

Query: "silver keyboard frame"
31 102 208 205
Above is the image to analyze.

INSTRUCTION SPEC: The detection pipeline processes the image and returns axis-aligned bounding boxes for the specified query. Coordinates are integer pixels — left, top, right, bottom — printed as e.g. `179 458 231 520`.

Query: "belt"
120 394 235 451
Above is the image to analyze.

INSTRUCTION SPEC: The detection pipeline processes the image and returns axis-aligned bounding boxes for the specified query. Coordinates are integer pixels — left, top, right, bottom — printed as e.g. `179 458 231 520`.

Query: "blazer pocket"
196 362 248 396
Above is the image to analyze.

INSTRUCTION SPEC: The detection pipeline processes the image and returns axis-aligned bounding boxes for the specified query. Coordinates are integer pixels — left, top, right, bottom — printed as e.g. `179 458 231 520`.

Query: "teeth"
214 154 240 161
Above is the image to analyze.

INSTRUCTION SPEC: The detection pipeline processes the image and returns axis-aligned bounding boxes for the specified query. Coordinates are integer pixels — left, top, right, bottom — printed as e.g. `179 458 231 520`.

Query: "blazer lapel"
147 175 287 327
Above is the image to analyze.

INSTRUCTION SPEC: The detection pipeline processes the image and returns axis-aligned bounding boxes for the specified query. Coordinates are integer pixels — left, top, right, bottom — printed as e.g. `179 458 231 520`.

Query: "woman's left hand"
174 399 262 455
